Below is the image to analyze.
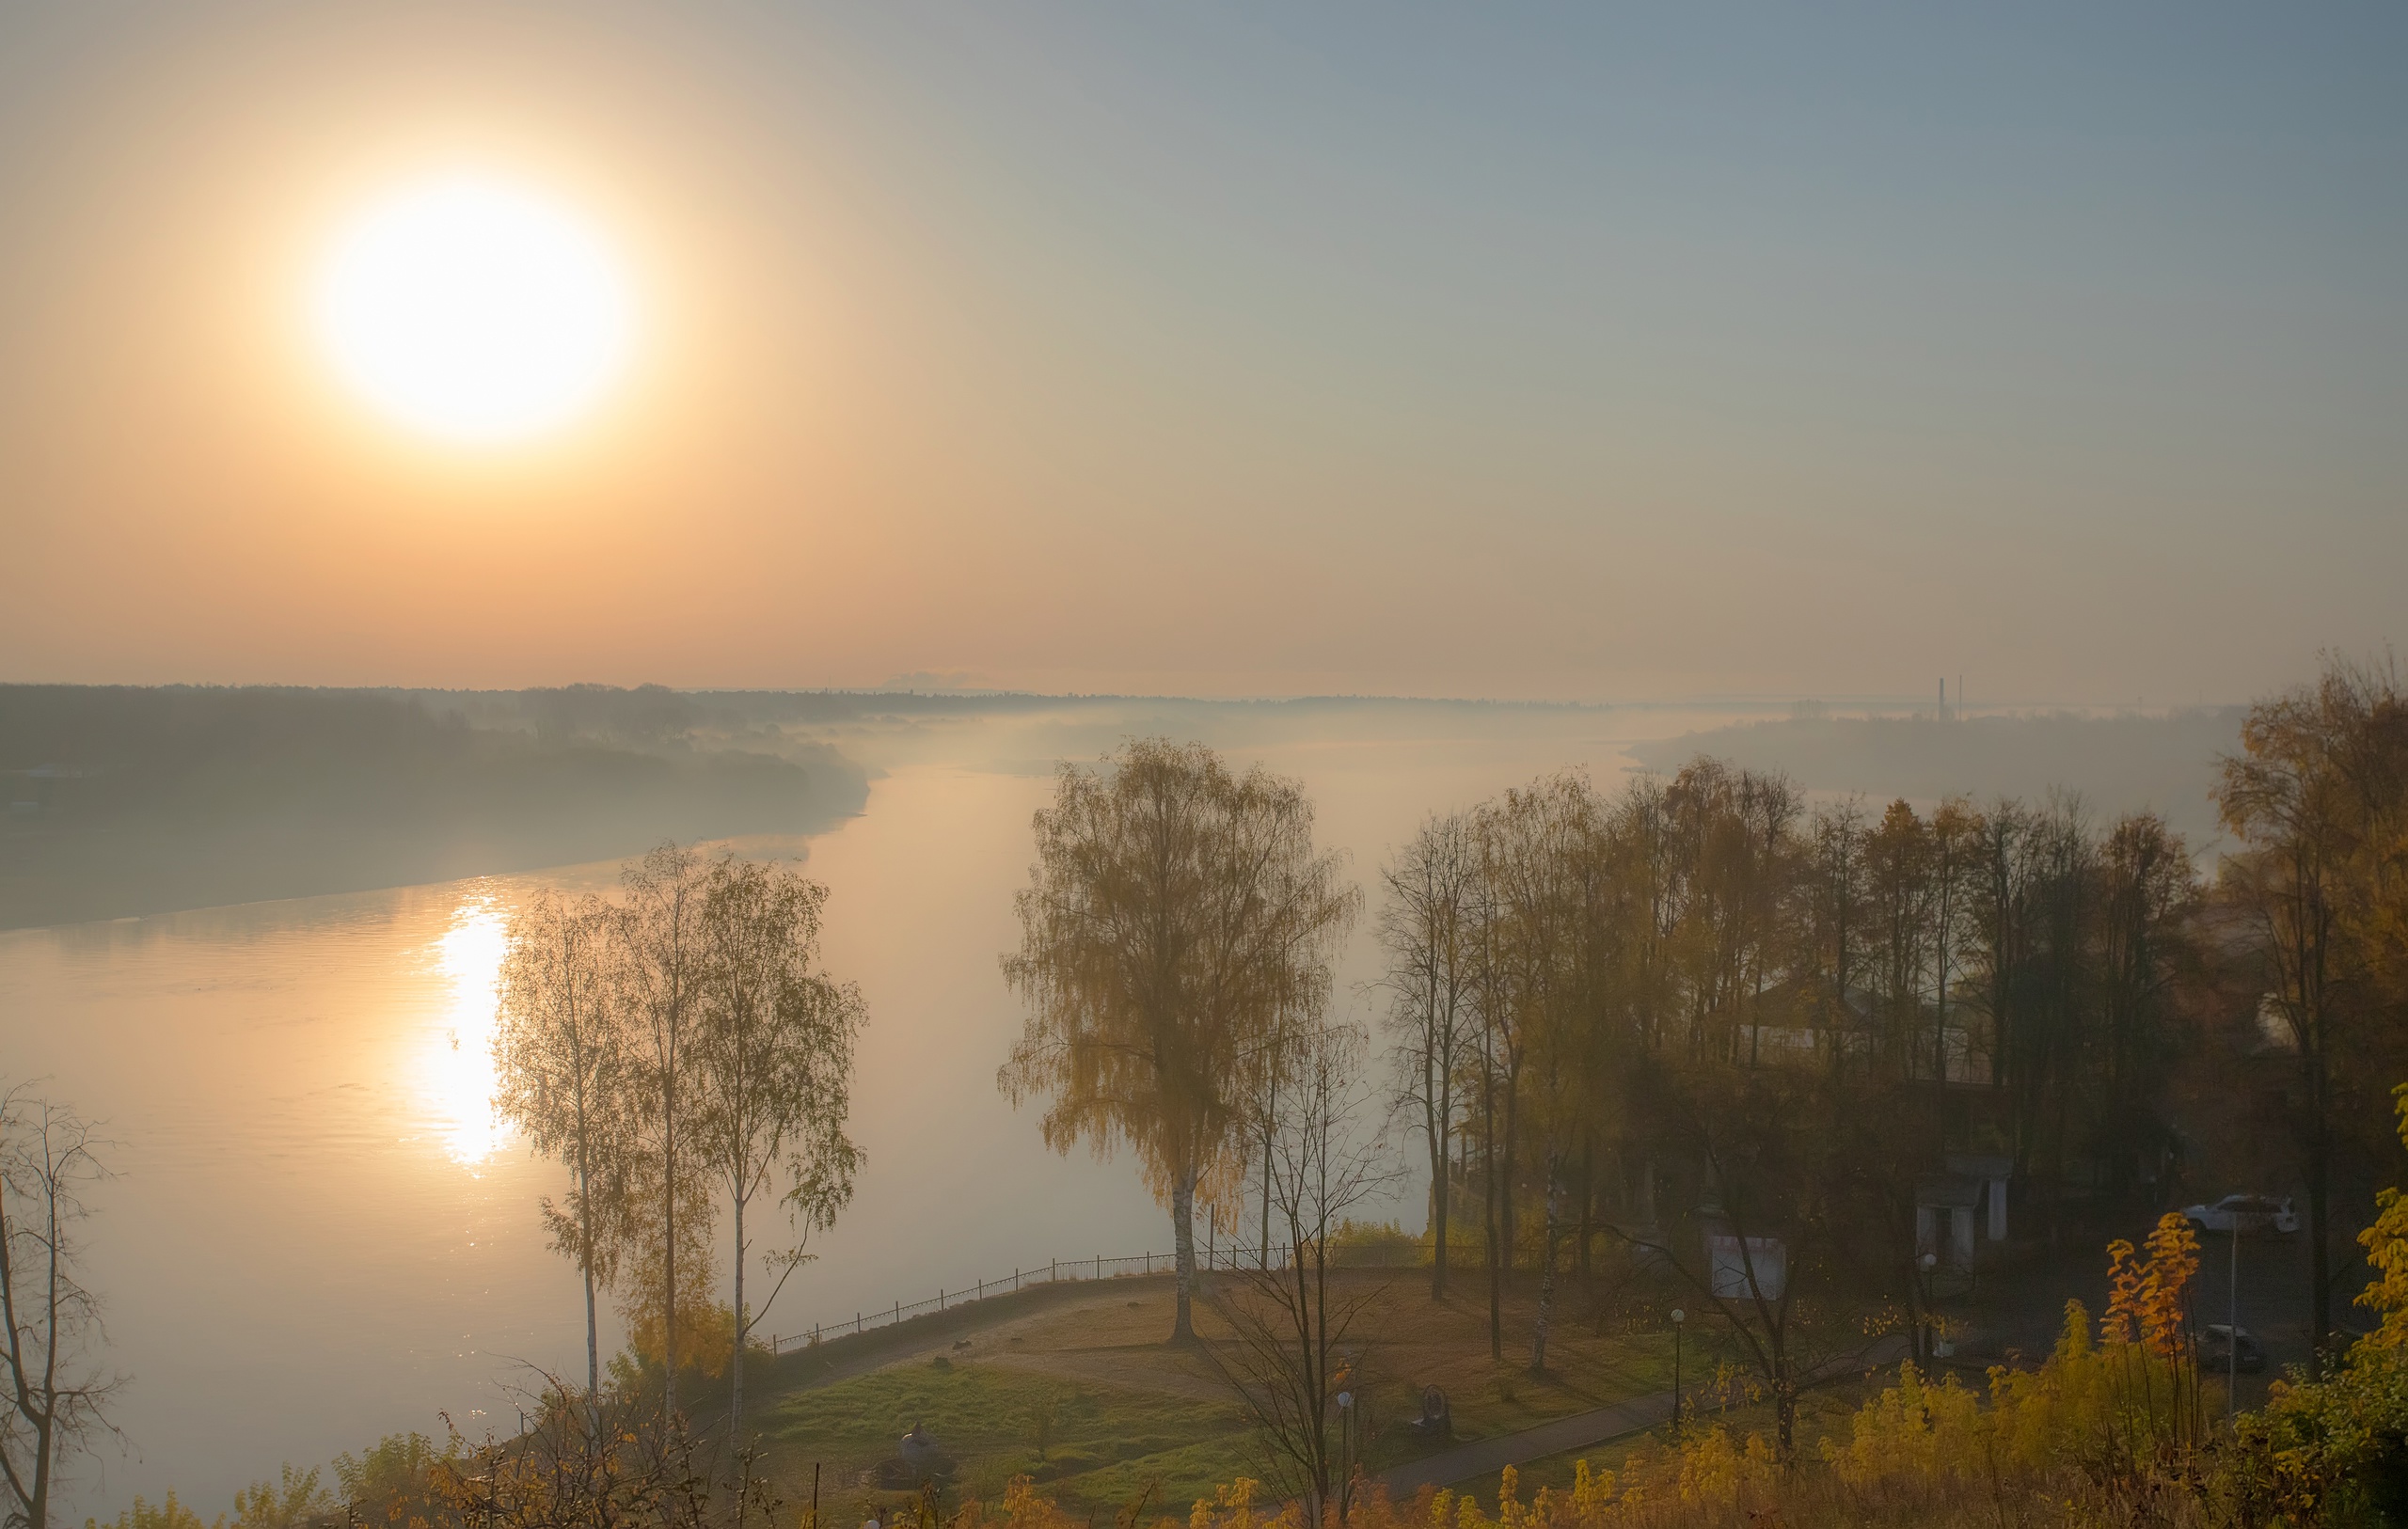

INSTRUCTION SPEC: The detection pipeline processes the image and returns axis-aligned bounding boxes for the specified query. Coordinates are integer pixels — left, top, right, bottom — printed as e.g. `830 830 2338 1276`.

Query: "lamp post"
1670 1308 1686 1440
2228 1221 2241 1429
1919 1251 1939 1365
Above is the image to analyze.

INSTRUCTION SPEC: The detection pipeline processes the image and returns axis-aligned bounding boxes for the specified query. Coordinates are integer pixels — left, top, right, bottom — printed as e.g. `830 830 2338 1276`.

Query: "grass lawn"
753 1354 1255 1519
739 1269 1764 1517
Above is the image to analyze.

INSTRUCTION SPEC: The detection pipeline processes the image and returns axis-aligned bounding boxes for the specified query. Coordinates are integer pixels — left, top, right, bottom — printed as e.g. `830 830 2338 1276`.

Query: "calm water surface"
0 711 1725 1512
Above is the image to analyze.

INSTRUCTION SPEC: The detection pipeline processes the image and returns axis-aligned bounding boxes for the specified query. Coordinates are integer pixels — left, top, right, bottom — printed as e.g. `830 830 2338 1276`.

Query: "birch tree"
619 843 716 1414
494 891 632 1419
1000 739 1355 1344
694 857 864 1439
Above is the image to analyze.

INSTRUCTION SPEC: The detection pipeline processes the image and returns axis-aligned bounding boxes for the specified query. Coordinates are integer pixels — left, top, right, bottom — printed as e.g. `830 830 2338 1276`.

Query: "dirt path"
1380 1335 1910 1495
1382 1390 1677 1495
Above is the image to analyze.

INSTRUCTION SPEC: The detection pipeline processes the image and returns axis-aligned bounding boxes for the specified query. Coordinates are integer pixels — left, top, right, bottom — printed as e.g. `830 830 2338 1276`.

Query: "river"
0 701 1746 1514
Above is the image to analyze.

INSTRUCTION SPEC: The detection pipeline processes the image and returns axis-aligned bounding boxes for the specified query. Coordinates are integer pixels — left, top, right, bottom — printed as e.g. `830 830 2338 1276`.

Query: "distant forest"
0 686 868 928
1632 708 2244 844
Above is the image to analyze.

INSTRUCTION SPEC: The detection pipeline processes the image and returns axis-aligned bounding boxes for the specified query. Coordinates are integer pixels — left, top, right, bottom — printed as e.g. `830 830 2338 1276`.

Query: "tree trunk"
1530 1152 1560 1374
578 1134 600 1436
731 1188 747 1437
1260 1092 1275 1271
2306 1044 2332 1378
1171 1168 1198 1344
1499 1075 1521 1280
1429 1049 1450 1301
1482 1032 1502 1360
663 1089 679 1416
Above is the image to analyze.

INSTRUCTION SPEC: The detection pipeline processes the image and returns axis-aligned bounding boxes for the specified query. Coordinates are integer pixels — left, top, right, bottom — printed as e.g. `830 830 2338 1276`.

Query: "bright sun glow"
315 174 634 443
426 896 511 1168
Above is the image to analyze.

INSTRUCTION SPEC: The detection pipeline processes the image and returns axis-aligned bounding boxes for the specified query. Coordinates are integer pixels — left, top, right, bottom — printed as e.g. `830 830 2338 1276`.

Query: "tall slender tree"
619 843 716 1414
1377 812 1481 1300
494 891 631 1419
1863 800 1934 1078
694 858 865 1439
1926 797 1981 1119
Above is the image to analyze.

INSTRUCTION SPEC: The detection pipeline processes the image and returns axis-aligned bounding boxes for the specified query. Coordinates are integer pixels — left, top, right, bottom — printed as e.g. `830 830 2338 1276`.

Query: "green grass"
755 1356 1257 1517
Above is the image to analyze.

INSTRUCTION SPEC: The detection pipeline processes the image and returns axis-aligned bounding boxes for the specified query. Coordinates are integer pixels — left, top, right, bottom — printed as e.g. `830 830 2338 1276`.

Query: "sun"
315 173 635 444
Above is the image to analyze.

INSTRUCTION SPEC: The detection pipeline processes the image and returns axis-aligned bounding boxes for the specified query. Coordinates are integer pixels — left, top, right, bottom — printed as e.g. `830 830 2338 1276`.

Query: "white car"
2181 1193 2299 1237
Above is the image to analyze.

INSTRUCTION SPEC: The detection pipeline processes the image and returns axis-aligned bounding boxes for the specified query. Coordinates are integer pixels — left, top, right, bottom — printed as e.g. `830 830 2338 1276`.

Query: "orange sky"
2 5 2401 703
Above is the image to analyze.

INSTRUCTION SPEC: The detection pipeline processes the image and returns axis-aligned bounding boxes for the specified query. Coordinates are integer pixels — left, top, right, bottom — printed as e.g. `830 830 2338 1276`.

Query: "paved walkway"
1380 1390 1675 1495
1381 1337 1909 1496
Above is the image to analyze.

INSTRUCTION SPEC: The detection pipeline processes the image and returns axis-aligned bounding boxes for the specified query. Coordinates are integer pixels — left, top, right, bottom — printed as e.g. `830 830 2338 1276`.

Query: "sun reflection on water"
426 895 512 1168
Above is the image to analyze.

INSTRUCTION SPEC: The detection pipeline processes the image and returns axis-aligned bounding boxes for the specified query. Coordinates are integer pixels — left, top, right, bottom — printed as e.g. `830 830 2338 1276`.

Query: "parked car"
2201 1323 2266 1374
2181 1193 2299 1237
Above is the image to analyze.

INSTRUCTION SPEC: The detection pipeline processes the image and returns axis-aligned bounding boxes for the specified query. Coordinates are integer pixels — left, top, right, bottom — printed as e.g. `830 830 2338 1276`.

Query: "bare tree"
0 1086 119 1529
1205 1023 1395 1524
1608 1062 1878 1457
1001 740 1355 1344
1799 797 1869 1064
1969 799 2038 1098
1862 799 1934 1078
1376 812 1481 1300
693 858 865 1439
1481 774 1594 1375
495 891 632 1417
1926 797 1981 1135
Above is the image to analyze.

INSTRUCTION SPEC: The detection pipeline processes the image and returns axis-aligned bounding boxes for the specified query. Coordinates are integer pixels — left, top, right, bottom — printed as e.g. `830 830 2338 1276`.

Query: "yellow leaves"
2100 1213 2197 1358
82 1494 222 1529
1820 1363 1983 1488
994 1476 1081 1529
2355 1084 2408 1348
1187 1477 1259 1529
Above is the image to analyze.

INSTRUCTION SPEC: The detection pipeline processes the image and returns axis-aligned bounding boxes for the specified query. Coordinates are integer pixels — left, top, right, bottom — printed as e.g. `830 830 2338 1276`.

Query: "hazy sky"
2 4 2400 703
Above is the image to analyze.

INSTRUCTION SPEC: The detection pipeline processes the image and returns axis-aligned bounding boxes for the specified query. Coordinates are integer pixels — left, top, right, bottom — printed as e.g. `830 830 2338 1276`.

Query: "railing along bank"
766 1242 1307 1355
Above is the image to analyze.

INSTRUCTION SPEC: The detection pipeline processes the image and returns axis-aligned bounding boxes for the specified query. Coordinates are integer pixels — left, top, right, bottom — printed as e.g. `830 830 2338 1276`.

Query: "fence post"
856 1312 862 1333
1051 1258 1056 1282
1096 1253 1101 1280
1146 1252 1151 1274
940 1288 945 1311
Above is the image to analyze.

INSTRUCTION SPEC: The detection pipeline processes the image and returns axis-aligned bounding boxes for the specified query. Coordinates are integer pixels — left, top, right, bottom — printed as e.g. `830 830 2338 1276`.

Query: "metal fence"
766 1242 1303 1355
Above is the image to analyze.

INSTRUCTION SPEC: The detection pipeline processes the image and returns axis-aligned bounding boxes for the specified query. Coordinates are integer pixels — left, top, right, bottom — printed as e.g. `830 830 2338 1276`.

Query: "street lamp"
1670 1309 1686 1441
1919 1252 1939 1365
2228 1220 2241 1429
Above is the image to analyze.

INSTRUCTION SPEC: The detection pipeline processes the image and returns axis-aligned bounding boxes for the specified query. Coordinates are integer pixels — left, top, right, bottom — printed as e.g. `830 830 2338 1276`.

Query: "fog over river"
2 697 2064 1512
